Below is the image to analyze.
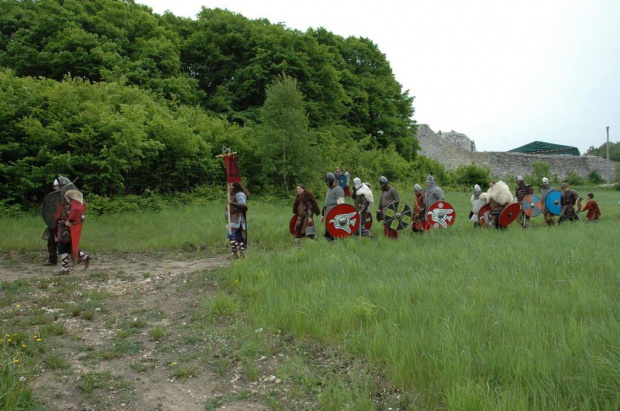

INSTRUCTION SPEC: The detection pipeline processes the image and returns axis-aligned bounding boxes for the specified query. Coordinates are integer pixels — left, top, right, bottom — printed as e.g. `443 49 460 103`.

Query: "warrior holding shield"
424 174 444 211
540 177 556 226
41 178 62 266
559 183 579 224
515 175 534 229
376 176 400 239
53 177 91 275
470 184 486 228
480 181 514 229
292 184 320 248
321 173 345 242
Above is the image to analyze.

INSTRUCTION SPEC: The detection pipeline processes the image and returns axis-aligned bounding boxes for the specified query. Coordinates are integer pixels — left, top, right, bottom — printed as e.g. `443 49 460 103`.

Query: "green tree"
257 74 321 190
531 160 551 184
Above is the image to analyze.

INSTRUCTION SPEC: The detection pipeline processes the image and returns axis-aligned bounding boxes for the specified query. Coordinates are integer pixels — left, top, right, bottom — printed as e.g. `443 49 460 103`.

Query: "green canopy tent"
508 141 580 156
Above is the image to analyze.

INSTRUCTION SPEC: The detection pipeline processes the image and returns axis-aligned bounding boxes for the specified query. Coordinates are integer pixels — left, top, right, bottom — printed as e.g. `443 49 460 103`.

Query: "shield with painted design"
326 204 360 238
478 204 492 227
426 201 456 229
41 191 64 229
521 194 542 217
545 190 562 215
289 215 298 235
498 203 521 227
383 201 413 231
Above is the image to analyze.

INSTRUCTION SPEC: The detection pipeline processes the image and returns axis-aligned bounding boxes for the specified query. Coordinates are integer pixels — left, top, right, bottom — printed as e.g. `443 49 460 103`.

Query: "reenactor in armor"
540 177 556 226
515 175 534 229
376 176 400 239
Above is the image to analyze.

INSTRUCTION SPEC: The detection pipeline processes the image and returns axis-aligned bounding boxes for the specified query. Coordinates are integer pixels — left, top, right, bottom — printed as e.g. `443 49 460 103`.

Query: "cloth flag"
224 155 241 183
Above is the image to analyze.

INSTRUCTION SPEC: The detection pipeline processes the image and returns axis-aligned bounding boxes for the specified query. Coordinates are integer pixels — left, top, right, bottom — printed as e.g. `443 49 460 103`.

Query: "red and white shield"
426 201 456 229
478 204 492 227
325 204 360 238
498 203 521 227
364 212 373 230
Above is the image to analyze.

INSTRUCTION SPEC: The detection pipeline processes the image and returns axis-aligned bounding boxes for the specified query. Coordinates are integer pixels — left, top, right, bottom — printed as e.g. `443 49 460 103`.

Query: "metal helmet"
56 176 71 187
379 176 388 185
325 172 336 185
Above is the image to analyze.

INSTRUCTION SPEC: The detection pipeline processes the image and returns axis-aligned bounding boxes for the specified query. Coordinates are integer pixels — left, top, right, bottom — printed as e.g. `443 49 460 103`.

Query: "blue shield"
545 190 562 216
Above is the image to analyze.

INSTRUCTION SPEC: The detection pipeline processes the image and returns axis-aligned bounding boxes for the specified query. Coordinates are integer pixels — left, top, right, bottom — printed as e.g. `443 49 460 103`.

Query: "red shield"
289 215 298 235
325 204 360 238
364 212 373 230
478 204 492 227
426 201 456 229
498 203 521 227
521 194 542 217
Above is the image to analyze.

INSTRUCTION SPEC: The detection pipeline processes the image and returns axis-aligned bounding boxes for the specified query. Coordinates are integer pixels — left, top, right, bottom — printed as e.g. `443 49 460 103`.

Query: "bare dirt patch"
1 252 299 410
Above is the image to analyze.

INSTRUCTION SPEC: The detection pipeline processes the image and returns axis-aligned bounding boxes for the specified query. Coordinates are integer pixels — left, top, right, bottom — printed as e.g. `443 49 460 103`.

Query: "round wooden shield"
41 190 64 229
521 194 542 217
498 203 521 227
289 215 298 236
545 190 562 216
383 201 412 231
364 212 373 230
326 204 360 238
426 201 456 229
478 204 492 227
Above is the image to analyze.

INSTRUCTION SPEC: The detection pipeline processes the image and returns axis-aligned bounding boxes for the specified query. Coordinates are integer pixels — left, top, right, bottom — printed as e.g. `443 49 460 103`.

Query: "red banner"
224 155 241 183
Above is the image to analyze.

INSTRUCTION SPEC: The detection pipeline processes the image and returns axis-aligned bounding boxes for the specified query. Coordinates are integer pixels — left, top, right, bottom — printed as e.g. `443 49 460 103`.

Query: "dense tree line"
0 0 424 207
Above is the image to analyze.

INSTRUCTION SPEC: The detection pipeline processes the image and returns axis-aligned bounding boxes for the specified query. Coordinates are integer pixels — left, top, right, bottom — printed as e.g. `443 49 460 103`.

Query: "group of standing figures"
285 172 604 250
289 173 452 247
41 173 604 266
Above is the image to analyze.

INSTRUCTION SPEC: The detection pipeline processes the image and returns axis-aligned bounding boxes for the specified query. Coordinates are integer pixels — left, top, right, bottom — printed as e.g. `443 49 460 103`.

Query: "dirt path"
1 252 295 410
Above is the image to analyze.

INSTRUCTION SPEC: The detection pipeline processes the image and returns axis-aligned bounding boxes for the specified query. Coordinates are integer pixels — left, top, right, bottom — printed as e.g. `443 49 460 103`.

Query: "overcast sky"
138 0 618 154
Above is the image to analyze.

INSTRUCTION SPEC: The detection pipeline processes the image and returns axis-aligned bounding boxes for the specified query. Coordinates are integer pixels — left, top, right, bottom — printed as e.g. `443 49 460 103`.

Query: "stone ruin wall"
416 124 616 182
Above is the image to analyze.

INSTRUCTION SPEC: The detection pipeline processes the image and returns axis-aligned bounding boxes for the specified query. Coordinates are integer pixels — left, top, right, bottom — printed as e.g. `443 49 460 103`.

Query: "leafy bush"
588 171 604 184
563 170 586 186
451 163 491 189
531 161 551 184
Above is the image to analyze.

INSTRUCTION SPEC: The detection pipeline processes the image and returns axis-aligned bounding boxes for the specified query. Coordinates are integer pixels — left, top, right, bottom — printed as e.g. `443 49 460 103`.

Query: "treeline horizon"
0 0 441 207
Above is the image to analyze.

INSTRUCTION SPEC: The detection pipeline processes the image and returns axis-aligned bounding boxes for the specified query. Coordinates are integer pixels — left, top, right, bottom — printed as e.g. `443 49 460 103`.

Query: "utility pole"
606 126 610 185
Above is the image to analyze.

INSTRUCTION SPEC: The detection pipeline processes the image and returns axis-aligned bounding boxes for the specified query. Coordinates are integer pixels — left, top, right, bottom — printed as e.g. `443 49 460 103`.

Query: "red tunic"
582 200 601 221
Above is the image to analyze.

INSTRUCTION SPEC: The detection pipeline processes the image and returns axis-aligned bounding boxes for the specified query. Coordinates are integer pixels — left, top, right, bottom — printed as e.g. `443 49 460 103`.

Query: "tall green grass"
1 187 619 408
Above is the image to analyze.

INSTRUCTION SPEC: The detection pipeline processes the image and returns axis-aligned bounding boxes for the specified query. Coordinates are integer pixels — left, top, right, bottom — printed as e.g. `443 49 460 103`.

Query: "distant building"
508 141 580 156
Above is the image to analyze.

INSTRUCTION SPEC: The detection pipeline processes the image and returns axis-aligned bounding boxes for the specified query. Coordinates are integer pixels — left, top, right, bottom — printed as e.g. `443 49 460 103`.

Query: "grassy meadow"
1 185 619 409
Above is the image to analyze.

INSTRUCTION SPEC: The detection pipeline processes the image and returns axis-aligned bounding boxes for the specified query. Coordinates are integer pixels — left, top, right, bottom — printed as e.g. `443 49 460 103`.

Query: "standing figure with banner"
292 184 321 248
470 184 486 228
412 184 427 232
55 180 91 275
227 182 250 258
351 177 374 237
540 177 556 227
321 173 345 242
376 176 400 239
559 183 579 224
515 175 534 229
